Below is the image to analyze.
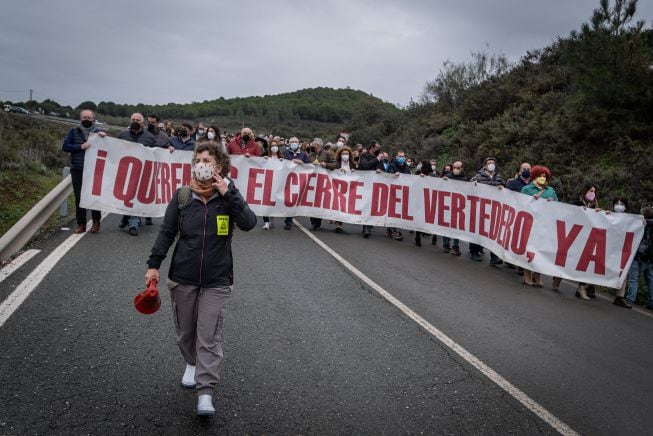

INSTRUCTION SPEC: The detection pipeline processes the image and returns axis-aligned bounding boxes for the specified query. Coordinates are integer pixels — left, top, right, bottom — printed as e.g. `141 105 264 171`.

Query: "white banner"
82 135 645 288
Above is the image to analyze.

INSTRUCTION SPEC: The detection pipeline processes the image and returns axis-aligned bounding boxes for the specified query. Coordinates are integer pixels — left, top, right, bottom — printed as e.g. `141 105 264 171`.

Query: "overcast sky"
1 0 650 108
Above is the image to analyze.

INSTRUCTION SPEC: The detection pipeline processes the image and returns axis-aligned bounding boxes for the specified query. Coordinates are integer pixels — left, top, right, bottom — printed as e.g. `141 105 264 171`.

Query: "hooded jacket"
471 170 505 186
147 183 257 287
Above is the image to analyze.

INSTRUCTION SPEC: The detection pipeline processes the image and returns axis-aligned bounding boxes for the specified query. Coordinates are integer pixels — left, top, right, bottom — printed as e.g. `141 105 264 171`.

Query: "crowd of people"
61 110 653 416
63 110 653 310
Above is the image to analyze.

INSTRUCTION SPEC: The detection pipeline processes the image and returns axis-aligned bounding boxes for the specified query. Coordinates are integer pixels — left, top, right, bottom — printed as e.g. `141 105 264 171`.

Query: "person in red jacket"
226 127 261 156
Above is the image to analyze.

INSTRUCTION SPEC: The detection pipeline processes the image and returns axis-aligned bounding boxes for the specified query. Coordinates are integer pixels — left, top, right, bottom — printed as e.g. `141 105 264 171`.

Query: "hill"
377 0 653 208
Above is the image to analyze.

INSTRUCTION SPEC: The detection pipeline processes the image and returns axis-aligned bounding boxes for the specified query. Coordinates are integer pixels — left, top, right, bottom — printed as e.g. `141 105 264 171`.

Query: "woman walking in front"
145 141 257 416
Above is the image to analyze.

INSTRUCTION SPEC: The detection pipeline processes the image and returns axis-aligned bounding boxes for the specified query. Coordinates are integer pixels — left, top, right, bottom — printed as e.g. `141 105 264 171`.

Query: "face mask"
453 169 461 176
397 157 406 164
192 162 215 182
341 154 350 162
382 159 389 164
130 121 142 132
336 141 344 148
487 163 496 172
147 123 155 132
178 128 187 137
536 176 547 186
585 191 596 202
81 119 94 128
242 135 251 142
613 204 626 213
290 142 299 151
373 149 380 156
207 132 216 140
415 163 423 171
521 170 531 179
271 146 279 153
431 165 436 171
197 129 205 136
407 162 413 168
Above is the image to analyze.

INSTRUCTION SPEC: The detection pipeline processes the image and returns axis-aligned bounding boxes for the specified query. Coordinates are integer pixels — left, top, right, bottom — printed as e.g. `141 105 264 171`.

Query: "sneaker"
470 253 482 262
284 223 292 230
129 226 139 236
363 230 371 238
335 225 343 233
118 216 129 228
490 258 503 266
451 246 461 256
197 394 215 416
645 304 653 311
392 231 403 241
443 245 450 254
90 220 100 234
262 222 270 230
73 224 86 234
181 364 196 388
613 297 632 309
586 285 596 299
385 229 393 238
310 225 320 231
145 217 153 225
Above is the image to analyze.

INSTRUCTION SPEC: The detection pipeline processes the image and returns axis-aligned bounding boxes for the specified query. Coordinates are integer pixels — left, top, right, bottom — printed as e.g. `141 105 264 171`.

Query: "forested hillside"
374 0 653 207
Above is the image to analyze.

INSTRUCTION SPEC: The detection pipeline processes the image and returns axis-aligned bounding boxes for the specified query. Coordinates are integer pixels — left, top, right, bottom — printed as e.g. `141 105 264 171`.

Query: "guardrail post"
59 167 70 217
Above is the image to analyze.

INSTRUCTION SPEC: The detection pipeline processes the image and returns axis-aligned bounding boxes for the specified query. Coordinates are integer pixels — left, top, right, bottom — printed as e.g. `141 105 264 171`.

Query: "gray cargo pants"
167 279 231 395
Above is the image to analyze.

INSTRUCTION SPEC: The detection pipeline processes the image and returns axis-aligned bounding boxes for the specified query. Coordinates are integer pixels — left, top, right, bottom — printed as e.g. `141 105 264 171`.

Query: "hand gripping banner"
82 135 645 288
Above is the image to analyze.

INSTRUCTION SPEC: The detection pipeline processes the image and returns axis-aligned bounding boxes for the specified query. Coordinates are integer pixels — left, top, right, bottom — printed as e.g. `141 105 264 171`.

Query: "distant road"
0 216 651 434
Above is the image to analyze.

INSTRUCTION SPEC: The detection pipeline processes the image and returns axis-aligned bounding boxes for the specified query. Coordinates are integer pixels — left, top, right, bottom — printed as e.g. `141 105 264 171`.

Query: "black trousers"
71 168 101 225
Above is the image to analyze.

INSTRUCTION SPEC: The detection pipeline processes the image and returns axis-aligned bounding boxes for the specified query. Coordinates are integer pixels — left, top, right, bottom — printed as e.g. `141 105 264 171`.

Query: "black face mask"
147 124 155 133
81 119 93 128
130 121 142 132
178 128 187 137
242 135 251 143
373 149 380 156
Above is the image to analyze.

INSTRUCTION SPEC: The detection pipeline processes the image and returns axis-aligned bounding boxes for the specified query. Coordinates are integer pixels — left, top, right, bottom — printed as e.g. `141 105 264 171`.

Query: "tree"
76 101 97 111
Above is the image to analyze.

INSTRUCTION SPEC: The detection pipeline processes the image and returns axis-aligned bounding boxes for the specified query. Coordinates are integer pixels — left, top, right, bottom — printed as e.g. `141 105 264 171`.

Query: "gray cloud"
1 0 650 108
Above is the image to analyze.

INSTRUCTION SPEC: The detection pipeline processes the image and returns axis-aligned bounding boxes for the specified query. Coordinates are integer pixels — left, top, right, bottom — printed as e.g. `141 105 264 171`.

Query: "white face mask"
207 132 216 140
271 146 279 153
336 141 344 148
614 204 626 213
197 129 205 136
193 162 215 182
341 154 350 162
431 165 436 171
487 163 496 172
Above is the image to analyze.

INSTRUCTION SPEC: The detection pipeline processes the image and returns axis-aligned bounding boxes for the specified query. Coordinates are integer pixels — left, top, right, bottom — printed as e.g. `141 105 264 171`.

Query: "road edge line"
0 249 40 284
294 219 579 436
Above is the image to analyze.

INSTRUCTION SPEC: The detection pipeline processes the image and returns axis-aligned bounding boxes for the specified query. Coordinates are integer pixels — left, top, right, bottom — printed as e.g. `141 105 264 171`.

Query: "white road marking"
0 215 106 328
0 249 40 284
294 219 579 436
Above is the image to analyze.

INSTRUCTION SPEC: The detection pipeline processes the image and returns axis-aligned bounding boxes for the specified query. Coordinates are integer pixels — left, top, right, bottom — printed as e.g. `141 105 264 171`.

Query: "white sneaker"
262 222 270 230
197 394 215 416
181 364 196 388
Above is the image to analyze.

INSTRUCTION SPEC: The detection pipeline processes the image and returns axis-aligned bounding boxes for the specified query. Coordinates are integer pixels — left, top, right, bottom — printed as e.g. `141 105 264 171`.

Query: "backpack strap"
177 186 193 235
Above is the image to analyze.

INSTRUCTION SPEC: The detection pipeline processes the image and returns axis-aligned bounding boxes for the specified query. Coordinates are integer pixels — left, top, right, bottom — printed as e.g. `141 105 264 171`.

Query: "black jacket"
118 129 157 147
147 184 257 287
62 125 101 170
358 151 383 171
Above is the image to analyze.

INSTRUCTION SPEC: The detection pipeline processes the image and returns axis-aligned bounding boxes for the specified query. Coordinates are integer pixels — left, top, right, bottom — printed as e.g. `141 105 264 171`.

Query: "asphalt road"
0 215 651 435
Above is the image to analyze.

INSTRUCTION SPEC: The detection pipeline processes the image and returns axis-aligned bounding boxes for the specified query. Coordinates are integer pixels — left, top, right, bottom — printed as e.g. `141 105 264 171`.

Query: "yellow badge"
217 215 229 236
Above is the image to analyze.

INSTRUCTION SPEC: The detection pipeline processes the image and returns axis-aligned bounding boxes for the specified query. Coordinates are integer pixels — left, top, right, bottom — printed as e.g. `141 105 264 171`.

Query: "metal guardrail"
0 175 72 262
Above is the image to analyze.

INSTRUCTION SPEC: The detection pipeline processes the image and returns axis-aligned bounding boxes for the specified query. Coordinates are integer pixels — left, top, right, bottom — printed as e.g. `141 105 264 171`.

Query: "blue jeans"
626 259 653 305
128 215 141 229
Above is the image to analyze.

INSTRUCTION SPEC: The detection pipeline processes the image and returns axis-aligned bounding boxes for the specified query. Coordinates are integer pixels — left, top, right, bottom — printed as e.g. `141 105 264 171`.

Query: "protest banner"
82 135 646 288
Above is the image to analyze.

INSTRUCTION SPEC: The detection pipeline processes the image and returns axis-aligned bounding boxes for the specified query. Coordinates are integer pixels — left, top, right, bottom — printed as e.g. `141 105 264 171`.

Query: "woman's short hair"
193 141 230 177
530 165 551 179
